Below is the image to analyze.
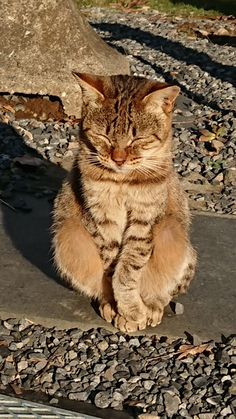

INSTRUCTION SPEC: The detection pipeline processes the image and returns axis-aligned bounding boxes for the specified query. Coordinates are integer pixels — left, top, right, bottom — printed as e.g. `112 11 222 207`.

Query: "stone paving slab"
0 195 235 340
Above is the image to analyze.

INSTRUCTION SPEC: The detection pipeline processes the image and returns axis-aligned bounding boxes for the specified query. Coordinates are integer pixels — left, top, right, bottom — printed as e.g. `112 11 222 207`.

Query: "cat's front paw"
146 306 164 327
117 301 147 324
99 302 117 323
114 301 148 332
113 313 147 333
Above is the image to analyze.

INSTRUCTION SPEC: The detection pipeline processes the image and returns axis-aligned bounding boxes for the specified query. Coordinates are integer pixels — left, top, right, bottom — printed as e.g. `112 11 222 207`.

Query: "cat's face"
75 74 180 175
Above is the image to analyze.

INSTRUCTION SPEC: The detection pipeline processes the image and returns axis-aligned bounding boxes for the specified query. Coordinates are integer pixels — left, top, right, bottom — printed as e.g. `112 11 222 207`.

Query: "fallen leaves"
0 103 15 113
177 342 214 359
0 96 66 121
198 126 226 156
146 341 214 365
10 383 23 396
177 20 236 44
112 0 149 13
199 129 216 143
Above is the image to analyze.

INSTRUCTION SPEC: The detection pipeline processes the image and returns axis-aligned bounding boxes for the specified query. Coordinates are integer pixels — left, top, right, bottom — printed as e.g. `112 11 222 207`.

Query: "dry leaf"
113 0 148 12
14 155 44 167
11 383 23 395
177 342 213 359
214 28 230 36
0 115 10 124
199 129 216 142
199 129 213 136
195 29 209 37
0 103 15 113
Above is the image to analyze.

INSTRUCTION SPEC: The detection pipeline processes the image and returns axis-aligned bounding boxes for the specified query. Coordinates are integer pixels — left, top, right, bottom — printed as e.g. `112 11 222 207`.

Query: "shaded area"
0 122 66 284
171 0 236 16
206 34 236 47
0 122 104 327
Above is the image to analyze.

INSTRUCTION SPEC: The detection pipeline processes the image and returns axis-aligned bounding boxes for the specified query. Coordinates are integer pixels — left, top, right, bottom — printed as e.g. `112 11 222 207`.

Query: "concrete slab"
0 195 235 340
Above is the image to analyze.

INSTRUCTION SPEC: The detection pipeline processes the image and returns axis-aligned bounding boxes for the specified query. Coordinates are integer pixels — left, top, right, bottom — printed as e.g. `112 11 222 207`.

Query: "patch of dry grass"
76 0 236 17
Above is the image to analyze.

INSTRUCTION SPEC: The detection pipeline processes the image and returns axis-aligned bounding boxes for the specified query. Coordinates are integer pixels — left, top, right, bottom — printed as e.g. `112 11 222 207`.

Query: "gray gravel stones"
0 318 235 417
163 391 181 416
94 391 111 408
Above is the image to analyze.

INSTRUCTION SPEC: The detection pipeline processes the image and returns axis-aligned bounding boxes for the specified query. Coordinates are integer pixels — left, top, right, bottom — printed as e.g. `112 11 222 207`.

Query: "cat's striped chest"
84 180 127 235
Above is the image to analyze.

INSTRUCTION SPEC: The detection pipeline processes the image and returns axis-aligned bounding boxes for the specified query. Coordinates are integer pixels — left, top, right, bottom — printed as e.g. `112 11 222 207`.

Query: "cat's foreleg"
140 216 197 327
53 217 105 297
112 224 153 332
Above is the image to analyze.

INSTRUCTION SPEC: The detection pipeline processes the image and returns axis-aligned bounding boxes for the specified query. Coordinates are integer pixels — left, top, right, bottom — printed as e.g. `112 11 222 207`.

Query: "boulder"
0 0 130 117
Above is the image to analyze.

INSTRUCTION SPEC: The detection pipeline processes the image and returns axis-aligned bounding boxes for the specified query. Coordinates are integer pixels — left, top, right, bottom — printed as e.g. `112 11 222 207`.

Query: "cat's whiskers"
144 158 170 168
144 163 170 174
137 160 170 178
145 153 172 160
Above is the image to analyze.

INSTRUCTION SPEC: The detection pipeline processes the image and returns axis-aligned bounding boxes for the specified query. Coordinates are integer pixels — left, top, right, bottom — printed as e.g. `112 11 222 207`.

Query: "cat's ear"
72 72 105 102
143 85 180 113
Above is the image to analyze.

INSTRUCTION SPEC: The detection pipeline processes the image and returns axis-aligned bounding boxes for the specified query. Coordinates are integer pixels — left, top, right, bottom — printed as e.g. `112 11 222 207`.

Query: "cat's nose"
111 149 127 166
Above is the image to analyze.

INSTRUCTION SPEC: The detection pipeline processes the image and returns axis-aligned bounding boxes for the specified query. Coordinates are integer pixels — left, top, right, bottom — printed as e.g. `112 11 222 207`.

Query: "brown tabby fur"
52 73 197 332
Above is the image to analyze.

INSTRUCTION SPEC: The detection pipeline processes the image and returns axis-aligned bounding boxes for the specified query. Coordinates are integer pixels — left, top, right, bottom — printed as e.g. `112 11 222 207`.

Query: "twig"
0 198 17 212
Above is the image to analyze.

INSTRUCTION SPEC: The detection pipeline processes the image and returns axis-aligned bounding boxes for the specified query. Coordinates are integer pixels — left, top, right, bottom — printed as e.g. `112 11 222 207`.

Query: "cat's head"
74 73 180 176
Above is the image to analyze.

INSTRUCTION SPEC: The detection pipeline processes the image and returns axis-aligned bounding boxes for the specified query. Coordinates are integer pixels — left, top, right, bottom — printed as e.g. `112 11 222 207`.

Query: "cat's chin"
100 161 133 174
112 166 132 174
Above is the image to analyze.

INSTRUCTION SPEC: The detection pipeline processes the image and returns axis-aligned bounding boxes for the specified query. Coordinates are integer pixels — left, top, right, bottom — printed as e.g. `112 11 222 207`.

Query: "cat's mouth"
98 156 137 174
112 164 133 174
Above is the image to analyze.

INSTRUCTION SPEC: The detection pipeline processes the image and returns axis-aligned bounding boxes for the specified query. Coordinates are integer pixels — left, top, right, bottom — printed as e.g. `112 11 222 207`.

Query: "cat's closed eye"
95 134 111 145
86 129 111 146
131 134 161 149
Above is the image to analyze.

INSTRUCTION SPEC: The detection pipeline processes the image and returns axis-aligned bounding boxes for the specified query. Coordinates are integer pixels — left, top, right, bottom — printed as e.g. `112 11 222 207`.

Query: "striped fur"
52 74 197 332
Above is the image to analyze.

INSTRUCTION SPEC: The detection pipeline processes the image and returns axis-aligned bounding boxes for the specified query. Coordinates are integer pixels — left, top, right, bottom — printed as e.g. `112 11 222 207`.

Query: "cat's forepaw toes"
117 302 146 323
99 302 116 323
146 307 164 327
113 314 147 333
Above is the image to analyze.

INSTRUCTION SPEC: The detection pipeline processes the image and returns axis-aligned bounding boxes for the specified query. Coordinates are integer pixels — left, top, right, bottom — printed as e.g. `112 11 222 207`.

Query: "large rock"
0 0 130 117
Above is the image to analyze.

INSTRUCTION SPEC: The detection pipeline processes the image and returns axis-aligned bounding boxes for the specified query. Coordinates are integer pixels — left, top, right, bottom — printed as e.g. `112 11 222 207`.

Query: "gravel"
0 318 235 417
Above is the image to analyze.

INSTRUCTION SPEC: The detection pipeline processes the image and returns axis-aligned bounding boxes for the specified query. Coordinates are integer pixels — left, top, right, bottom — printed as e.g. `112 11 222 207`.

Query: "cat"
52 73 197 333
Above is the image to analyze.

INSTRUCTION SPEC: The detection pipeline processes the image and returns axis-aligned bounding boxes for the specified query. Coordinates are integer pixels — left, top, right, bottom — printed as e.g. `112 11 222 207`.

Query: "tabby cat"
52 73 197 333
